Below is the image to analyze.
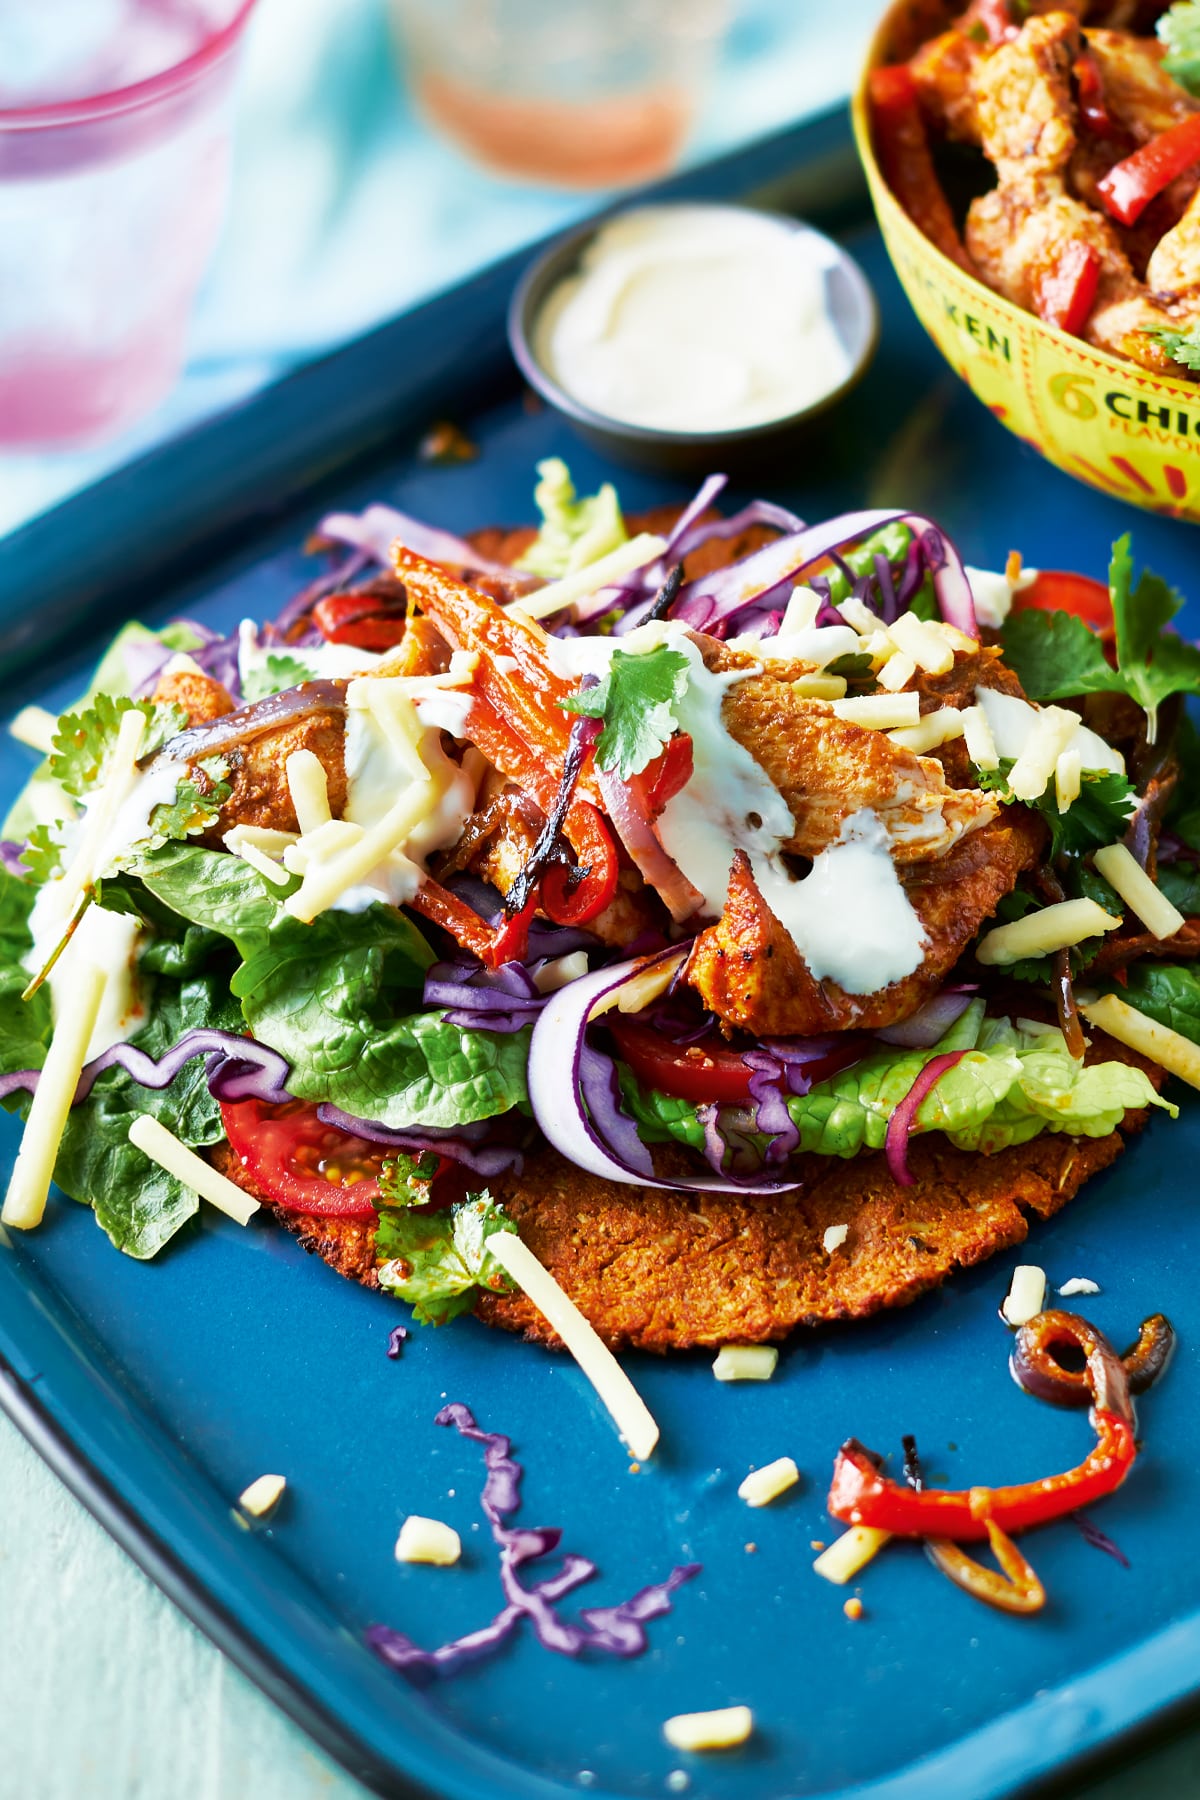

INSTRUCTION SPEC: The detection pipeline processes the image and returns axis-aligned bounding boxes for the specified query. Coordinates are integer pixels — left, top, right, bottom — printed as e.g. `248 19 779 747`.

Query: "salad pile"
2 460 1198 1364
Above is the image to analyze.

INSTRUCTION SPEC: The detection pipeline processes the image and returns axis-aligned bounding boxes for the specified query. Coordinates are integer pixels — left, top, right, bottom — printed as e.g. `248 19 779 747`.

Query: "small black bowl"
507 202 879 477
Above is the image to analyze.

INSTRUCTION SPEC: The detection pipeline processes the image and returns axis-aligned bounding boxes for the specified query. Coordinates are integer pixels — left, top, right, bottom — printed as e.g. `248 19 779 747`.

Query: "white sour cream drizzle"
237 621 383 688
533 206 852 434
25 760 184 1060
551 624 928 995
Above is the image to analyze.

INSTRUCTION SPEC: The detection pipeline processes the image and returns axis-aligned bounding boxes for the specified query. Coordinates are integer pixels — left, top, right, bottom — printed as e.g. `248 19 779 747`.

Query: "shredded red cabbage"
386 1325 408 1359
1073 1510 1131 1568
0 840 25 878
670 508 978 641
273 546 372 637
126 622 244 705
314 1105 523 1178
0 1029 293 1110
423 960 546 1032
366 1403 699 1679
884 1050 969 1186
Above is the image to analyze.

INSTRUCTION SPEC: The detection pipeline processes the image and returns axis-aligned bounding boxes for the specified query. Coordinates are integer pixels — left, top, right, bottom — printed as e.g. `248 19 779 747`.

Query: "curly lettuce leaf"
1159 2 1200 95
0 865 52 1087
375 1191 517 1324
618 1005 1173 1168
515 458 627 580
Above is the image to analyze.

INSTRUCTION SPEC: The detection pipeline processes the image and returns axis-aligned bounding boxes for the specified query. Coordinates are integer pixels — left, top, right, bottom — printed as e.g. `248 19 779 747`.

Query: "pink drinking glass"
0 0 259 450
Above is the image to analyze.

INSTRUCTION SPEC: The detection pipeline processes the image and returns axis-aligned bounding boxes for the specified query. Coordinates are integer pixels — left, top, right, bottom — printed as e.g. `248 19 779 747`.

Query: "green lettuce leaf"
105 843 526 1130
563 645 690 779
618 1004 1173 1168
1101 960 1200 1045
514 458 627 580
375 1191 517 1324
0 866 52 1086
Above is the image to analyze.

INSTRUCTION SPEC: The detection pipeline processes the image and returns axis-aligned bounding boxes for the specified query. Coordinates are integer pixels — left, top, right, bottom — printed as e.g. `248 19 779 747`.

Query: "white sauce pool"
533 205 852 434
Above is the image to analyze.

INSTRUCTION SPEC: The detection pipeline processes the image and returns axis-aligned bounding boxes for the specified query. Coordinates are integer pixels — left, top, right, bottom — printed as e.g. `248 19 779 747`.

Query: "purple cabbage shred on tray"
386 1325 408 1359
365 1404 699 1680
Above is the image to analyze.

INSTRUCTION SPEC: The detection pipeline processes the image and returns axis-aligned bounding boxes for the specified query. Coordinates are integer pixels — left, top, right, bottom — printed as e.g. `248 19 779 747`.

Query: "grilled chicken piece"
705 641 1000 863
685 800 1045 1037
152 667 348 840
965 12 1192 373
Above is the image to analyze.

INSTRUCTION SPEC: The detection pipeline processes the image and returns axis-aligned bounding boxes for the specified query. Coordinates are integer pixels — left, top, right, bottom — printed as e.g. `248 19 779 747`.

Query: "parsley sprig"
563 644 691 780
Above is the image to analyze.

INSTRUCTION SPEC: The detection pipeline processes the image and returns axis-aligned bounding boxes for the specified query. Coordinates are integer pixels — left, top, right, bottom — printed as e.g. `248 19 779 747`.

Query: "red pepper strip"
1035 241 1101 337
1073 51 1116 139
541 800 620 925
827 1410 1136 1542
409 877 517 969
642 733 694 813
1097 113 1200 226
393 547 603 806
869 64 977 275
489 891 538 965
926 1519 1046 1614
312 592 407 650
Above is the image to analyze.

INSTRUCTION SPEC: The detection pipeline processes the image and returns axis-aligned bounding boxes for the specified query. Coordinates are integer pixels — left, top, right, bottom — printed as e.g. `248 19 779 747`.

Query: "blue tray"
3 108 1200 1800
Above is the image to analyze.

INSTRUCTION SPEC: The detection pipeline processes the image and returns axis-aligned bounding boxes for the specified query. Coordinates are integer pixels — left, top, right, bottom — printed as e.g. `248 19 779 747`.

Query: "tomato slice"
608 1018 755 1103
1011 570 1112 632
219 1097 386 1218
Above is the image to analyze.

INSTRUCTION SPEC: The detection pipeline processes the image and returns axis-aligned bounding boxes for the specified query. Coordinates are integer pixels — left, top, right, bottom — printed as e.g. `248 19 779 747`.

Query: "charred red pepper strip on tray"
828 1312 1138 1542
1035 242 1101 338
1097 114 1200 227
409 876 520 969
869 63 977 275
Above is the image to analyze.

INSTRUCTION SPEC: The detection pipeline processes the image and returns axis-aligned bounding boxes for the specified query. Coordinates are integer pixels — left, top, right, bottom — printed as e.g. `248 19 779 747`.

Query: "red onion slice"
884 1050 969 1187
594 767 704 925
875 991 977 1049
317 504 530 584
528 947 802 1195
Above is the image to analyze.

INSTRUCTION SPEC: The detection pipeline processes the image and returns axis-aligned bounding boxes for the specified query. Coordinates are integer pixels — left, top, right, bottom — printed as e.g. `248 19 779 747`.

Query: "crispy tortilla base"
215 1039 1159 1352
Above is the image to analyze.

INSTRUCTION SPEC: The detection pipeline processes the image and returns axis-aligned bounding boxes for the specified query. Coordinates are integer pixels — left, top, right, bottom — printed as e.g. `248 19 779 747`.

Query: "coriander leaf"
1108 534 1200 744
563 645 690 780
515 457 627 581
144 757 231 847
241 653 314 703
825 652 877 681
49 695 185 800
999 608 1124 704
1152 324 1200 372
375 1191 517 1324
977 759 1136 859
379 1150 441 1207
1159 0 1200 92
20 821 64 886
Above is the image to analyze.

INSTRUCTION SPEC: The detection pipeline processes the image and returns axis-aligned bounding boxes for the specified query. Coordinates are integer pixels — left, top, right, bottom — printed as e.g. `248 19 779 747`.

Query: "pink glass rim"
0 0 259 131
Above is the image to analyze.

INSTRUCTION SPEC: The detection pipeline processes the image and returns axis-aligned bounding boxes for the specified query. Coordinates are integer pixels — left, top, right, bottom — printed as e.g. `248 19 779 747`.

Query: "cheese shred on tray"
1 464 1194 1387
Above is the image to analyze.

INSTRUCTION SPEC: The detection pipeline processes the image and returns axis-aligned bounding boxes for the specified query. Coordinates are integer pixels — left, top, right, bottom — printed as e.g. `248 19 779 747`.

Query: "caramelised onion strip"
1123 1313 1176 1395
159 680 346 762
926 1520 1046 1616
1009 1310 1137 1421
1053 947 1087 1062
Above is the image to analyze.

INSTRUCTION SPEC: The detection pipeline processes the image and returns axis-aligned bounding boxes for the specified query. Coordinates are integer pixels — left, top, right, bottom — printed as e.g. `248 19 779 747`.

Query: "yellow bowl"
852 0 1200 522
